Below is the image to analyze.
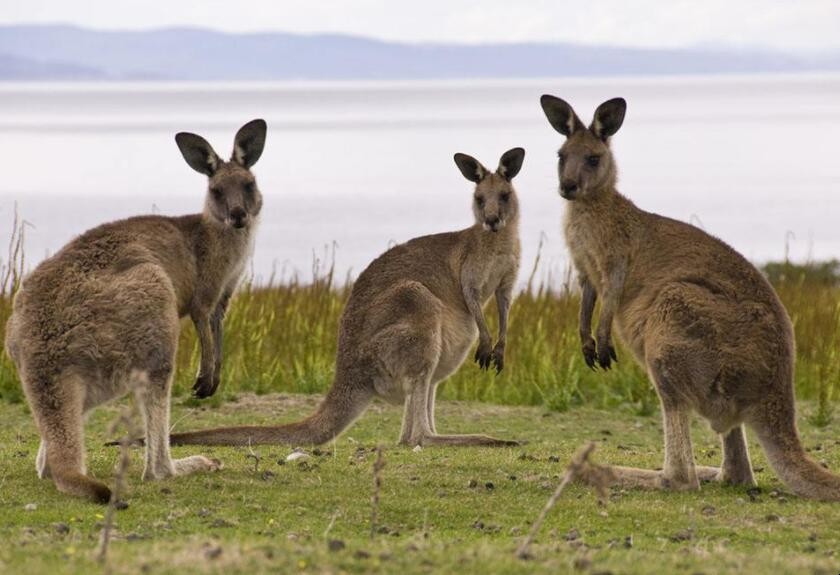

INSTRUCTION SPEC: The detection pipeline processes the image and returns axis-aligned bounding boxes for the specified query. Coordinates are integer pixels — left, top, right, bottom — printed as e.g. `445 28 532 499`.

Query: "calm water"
1 75 839 285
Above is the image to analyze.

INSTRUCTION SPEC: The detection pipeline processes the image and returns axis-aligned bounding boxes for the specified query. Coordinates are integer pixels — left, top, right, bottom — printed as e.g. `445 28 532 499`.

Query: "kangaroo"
539 94 840 501
3 119 267 502
165 148 525 448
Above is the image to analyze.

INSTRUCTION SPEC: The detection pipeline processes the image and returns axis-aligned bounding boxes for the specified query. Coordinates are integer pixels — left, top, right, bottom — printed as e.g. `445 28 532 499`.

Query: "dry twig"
515 442 615 559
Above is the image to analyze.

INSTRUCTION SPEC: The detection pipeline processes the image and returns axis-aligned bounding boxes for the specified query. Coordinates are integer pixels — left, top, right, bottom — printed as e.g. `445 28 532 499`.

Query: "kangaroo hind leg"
133 368 221 480
27 372 112 503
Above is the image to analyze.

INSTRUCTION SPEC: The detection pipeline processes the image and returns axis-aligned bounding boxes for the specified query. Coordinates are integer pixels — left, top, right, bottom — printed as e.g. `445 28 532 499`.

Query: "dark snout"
560 180 579 200
229 207 248 229
484 215 502 232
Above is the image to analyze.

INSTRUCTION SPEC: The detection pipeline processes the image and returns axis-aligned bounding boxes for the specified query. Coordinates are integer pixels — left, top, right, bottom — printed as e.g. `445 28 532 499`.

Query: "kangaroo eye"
586 155 601 167
500 192 510 203
211 187 224 199
244 182 255 195
475 196 485 207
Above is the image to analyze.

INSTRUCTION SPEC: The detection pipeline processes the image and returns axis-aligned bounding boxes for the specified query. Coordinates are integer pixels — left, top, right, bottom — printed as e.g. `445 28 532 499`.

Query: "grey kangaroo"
165 148 525 448
4 119 267 502
540 94 840 500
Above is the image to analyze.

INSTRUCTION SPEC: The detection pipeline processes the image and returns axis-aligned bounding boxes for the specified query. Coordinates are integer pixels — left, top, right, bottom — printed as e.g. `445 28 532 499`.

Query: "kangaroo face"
176 119 267 230
540 96 627 202
206 163 263 229
454 147 525 233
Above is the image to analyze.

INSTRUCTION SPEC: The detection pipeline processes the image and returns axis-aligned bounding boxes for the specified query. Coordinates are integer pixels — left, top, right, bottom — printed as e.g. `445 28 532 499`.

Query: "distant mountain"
0 24 838 81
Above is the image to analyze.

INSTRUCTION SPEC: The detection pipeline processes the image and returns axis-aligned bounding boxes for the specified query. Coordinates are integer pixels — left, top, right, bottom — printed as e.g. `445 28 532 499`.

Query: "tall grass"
1 226 838 419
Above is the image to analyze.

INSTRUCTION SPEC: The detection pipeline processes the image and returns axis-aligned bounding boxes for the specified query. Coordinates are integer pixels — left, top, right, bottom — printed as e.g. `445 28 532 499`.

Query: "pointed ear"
175 132 221 176
540 95 583 136
232 119 267 168
590 98 626 141
497 147 525 181
453 153 488 183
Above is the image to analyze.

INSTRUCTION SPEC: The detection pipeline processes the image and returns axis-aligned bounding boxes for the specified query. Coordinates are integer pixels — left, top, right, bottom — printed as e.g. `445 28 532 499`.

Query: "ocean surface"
1 74 839 286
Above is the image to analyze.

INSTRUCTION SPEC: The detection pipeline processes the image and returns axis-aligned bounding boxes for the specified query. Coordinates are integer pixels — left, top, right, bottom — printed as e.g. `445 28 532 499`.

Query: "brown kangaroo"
4 119 267 502
539 94 840 500
166 148 525 448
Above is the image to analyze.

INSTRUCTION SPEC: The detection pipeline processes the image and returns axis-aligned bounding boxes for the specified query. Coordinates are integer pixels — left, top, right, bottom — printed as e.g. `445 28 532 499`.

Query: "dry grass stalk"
370 445 385 539
515 442 614 559
97 402 141 567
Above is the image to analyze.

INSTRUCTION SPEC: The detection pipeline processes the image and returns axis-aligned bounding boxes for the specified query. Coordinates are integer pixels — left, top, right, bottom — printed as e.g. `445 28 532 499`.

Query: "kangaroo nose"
230 207 247 228
561 180 578 194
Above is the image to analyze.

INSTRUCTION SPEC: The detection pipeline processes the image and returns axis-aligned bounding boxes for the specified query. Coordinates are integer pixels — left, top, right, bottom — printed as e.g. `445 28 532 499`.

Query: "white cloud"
2 0 839 53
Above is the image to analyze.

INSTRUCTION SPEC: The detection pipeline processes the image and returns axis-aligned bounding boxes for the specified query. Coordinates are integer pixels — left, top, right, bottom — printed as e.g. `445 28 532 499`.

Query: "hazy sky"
2 0 839 53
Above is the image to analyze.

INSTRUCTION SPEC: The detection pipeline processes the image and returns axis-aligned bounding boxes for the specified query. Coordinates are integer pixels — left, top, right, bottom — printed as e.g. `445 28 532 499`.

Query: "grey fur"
166 148 526 448
4 119 267 502
541 94 840 500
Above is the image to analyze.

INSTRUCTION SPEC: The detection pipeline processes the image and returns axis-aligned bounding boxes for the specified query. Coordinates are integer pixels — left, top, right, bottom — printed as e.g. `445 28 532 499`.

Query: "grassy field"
2 252 840 421
0 394 838 574
2 219 840 573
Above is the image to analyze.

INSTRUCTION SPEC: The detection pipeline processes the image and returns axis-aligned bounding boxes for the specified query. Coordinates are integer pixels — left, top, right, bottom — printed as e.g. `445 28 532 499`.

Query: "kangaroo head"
453 148 525 233
176 119 267 229
540 96 626 202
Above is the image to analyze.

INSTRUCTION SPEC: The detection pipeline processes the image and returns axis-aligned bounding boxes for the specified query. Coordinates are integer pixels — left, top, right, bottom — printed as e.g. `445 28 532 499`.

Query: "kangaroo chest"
564 213 614 294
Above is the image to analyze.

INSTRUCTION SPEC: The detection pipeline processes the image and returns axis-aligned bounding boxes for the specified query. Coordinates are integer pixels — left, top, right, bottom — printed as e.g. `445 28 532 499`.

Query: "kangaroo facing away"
4 119 267 502
540 95 840 501
166 148 525 448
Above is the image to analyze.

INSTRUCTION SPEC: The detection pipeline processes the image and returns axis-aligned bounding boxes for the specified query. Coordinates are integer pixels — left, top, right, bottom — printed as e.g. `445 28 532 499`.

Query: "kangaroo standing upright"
166 148 525 448
4 119 267 502
540 95 840 501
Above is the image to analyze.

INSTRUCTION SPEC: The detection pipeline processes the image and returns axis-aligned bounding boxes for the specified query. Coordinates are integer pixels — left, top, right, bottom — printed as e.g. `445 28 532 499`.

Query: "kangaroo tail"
750 394 840 501
168 379 373 447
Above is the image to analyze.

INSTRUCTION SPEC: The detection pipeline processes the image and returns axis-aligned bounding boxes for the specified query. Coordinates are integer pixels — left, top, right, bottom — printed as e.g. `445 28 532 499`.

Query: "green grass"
3 262 839 419
0 395 838 574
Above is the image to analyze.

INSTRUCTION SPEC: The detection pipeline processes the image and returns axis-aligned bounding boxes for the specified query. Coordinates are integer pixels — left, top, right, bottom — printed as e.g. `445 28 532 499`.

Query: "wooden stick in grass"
97 402 141 566
370 445 385 539
515 442 614 559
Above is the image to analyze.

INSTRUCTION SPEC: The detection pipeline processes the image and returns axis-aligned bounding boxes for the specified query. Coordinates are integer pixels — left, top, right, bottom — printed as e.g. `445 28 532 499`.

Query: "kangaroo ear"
497 147 525 181
590 98 626 141
540 95 583 137
453 153 488 183
232 119 267 168
175 132 221 176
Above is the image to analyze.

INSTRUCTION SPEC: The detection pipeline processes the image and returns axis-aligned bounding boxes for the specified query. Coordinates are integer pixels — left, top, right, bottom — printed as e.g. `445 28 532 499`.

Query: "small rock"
765 514 781 523
412 445 423 453
564 528 581 541
286 451 310 463
701 505 716 516
197 508 211 517
53 523 70 534
669 528 694 542
327 539 345 552
114 500 129 510
204 545 223 560
623 535 633 549
23 503 37 512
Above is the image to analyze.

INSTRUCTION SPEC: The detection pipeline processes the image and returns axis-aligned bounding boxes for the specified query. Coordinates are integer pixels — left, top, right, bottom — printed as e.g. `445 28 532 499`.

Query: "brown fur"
167 148 526 448
540 95 840 500
3 119 267 502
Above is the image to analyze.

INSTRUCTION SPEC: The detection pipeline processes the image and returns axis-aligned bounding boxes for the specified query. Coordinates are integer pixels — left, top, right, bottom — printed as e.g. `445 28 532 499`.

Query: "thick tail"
169 380 372 447
750 397 840 501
